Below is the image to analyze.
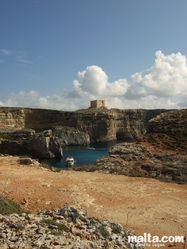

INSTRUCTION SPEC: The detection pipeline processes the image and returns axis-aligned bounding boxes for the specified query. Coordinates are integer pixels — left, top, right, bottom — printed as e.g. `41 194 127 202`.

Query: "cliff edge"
0 107 169 142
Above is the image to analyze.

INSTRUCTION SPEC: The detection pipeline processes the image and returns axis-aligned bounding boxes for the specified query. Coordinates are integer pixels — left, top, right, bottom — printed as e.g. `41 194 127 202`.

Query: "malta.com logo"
128 233 185 247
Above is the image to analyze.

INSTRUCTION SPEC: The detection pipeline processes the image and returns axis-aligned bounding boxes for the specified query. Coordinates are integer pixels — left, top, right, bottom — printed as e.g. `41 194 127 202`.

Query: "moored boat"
87 147 95 150
65 156 75 166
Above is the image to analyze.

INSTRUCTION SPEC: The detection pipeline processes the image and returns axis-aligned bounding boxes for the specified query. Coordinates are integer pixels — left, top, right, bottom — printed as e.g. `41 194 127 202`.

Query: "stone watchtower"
90 100 107 109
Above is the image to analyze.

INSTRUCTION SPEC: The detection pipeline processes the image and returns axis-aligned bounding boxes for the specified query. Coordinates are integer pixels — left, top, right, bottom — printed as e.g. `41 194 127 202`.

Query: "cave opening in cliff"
116 131 126 140
116 131 133 141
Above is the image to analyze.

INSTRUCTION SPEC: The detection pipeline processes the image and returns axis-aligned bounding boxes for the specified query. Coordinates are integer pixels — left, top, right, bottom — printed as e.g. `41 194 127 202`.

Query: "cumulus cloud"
131 50 187 97
0 50 187 110
73 65 130 97
0 91 78 111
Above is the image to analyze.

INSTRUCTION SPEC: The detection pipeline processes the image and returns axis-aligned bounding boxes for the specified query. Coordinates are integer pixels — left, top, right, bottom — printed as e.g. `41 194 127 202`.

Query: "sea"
48 140 126 169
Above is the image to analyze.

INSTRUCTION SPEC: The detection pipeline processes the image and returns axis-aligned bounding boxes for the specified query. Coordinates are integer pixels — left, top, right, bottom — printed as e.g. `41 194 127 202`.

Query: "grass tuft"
0 194 29 215
42 218 69 235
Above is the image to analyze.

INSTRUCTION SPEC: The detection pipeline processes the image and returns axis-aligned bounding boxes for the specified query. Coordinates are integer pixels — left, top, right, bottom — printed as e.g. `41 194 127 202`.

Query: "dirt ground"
0 156 186 249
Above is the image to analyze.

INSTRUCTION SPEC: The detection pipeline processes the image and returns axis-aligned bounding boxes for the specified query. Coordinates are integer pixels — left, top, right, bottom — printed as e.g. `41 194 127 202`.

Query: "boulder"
0 129 63 159
0 140 27 155
27 130 63 159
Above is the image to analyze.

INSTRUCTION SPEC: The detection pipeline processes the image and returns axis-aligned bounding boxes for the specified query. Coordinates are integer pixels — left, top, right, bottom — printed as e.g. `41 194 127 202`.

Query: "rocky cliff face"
144 109 187 153
75 108 170 141
94 109 187 183
0 107 169 142
0 129 63 159
52 126 90 146
94 142 187 183
0 107 73 130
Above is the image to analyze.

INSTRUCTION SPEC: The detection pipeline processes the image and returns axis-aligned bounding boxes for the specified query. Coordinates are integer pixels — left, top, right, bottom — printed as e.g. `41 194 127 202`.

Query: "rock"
0 107 169 142
0 140 26 155
0 129 63 159
18 157 34 165
0 128 35 140
94 109 187 183
95 142 187 183
0 207 144 249
59 206 87 222
145 109 187 154
52 126 90 146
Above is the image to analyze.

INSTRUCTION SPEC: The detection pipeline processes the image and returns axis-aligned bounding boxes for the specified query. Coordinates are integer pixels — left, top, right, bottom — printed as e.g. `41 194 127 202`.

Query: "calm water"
49 140 124 168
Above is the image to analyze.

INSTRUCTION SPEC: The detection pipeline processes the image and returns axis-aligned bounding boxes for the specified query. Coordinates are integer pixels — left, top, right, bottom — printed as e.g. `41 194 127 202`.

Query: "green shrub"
18 157 33 165
0 134 13 140
98 224 110 239
0 194 27 215
42 218 69 235
111 224 122 234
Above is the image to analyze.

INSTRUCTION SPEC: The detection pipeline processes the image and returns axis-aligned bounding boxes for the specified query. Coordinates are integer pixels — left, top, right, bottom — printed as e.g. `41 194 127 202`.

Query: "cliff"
144 108 187 153
0 107 169 142
94 109 187 183
0 129 63 159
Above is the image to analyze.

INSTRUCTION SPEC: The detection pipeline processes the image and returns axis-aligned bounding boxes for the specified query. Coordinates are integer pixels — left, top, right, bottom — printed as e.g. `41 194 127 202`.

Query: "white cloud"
73 65 130 97
0 50 187 110
0 91 79 111
131 50 187 97
1 49 12 56
1 48 32 66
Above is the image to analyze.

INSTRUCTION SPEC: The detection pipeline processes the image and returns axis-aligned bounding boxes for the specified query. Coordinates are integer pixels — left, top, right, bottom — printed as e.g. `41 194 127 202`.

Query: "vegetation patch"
0 194 28 215
18 156 33 165
111 223 122 234
42 218 69 235
0 133 13 140
98 224 110 239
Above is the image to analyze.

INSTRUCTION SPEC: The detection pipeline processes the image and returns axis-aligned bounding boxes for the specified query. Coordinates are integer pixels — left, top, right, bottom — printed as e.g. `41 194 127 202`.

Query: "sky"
0 0 187 111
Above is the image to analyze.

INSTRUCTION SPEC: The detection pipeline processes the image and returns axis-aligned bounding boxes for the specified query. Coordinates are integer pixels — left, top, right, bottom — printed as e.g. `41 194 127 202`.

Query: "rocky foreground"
0 206 143 249
0 155 187 249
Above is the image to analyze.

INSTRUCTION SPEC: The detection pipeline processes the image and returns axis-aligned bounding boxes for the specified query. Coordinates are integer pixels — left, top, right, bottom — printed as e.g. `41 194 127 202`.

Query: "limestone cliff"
0 129 63 159
0 107 169 142
52 126 90 145
144 109 187 153
94 109 187 183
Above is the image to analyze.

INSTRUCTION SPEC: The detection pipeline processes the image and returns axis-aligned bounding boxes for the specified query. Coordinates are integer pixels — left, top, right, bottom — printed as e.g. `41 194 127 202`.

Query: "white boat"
65 156 75 166
87 147 95 150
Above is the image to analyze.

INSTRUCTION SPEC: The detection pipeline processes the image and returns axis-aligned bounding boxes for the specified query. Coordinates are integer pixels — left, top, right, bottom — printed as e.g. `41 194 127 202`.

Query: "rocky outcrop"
27 130 63 159
94 109 187 183
0 140 26 156
94 142 187 183
0 107 169 142
144 109 187 153
0 129 63 159
52 126 90 145
0 206 143 249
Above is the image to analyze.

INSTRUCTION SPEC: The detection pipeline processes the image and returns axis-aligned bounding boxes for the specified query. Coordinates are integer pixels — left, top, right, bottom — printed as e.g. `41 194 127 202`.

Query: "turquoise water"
49 141 123 168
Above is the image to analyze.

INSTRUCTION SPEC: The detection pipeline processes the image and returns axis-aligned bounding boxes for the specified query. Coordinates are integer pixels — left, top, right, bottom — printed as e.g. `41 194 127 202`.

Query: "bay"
48 140 125 168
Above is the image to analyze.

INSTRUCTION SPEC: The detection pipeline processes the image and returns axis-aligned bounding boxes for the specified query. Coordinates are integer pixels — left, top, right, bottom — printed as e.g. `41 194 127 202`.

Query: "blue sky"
0 0 187 110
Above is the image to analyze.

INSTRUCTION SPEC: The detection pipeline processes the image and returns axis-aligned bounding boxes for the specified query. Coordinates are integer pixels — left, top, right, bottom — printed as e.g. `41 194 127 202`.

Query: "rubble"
0 206 143 249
